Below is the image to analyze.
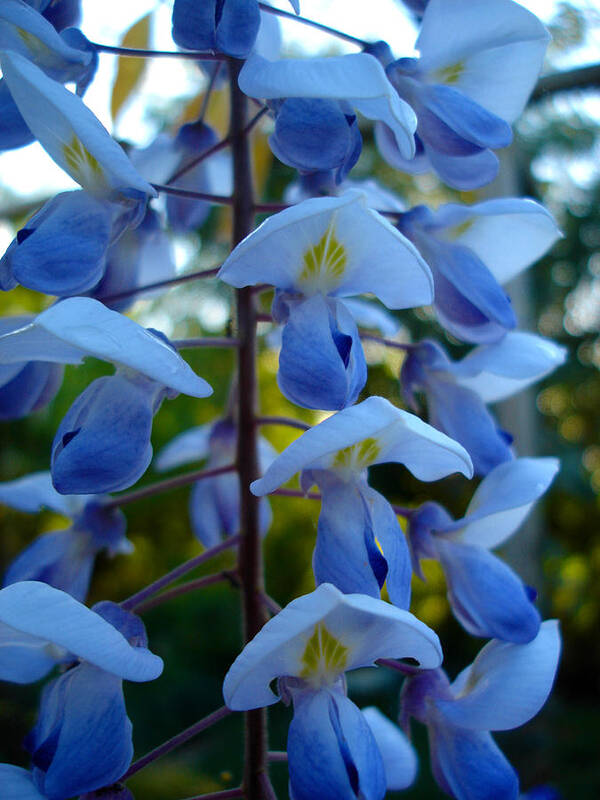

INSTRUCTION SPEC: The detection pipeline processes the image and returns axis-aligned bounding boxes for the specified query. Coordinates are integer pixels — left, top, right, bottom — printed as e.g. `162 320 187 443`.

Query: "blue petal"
215 0 261 58
43 0 82 31
0 765 46 799
313 477 383 600
172 0 260 58
0 361 64 420
429 721 519 800
278 295 366 411
172 0 216 50
421 84 512 151
426 380 513 475
435 540 541 643
51 373 159 494
426 240 515 343
270 98 360 175
363 486 412 610
1 191 113 296
427 145 500 191
288 688 386 800
4 528 95 601
26 664 133 800
0 79 34 151
190 473 240 547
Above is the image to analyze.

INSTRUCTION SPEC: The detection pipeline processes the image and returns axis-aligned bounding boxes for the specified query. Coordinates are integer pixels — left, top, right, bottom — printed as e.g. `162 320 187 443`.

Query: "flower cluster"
0 0 566 798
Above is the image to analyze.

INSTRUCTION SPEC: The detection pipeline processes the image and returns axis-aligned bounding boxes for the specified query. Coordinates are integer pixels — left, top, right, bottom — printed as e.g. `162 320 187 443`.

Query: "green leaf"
110 13 152 121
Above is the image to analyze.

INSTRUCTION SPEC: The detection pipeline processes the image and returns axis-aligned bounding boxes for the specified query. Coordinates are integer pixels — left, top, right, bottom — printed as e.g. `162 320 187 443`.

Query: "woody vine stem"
228 58 269 799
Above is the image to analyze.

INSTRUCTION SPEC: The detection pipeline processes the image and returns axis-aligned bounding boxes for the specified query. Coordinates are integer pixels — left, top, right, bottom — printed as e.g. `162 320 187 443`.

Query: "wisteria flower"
252 396 472 608
219 190 432 409
224 582 441 800
407 457 559 642
401 331 566 473
401 620 561 799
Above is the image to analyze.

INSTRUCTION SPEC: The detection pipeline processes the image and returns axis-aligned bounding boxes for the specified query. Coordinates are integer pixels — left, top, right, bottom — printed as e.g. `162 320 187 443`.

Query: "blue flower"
224 583 441 800
401 332 566 473
155 418 275 547
219 191 432 409
397 199 561 343
407 458 559 642
251 396 472 606
0 471 130 600
401 621 561 800
375 0 549 189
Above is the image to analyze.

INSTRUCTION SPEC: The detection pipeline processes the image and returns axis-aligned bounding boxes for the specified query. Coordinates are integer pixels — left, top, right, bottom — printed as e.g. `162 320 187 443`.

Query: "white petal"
362 706 418 790
444 620 561 730
240 53 417 159
219 191 432 308
0 471 88 517
154 425 212 471
251 396 472 496
439 199 561 285
0 50 155 200
223 583 441 710
0 298 212 398
451 332 567 404
0 581 163 681
0 0 90 76
448 458 559 550
417 0 549 122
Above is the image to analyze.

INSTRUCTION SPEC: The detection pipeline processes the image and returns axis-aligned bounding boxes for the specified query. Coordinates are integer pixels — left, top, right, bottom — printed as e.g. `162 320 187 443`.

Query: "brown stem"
257 416 311 432
272 488 321 502
131 571 235 614
121 535 240 611
181 789 245 800
103 464 237 510
99 266 220 304
360 332 410 350
91 43 226 60
174 337 240 349
123 706 232 778
152 183 234 205
229 58 268 800
257 3 368 47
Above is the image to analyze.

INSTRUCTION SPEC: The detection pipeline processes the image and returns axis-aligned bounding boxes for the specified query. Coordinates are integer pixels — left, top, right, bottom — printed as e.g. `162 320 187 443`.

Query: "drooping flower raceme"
407 457 559 642
0 297 212 493
155 417 276 547
224 582 442 800
401 620 561 800
219 190 433 409
396 198 561 344
0 471 131 600
0 582 163 799
401 332 566 474
376 0 549 189
251 396 472 608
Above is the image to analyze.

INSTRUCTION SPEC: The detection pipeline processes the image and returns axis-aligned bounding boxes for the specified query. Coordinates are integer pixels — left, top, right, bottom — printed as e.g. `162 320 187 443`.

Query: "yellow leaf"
110 13 151 121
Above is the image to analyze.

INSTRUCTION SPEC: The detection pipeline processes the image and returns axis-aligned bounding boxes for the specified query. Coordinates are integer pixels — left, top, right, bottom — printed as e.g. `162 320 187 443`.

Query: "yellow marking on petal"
333 437 381 474
435 60 464 86
300 623 349 688
374 536 384 556
297 219 347 295
447 218 474 240
62 135 105 190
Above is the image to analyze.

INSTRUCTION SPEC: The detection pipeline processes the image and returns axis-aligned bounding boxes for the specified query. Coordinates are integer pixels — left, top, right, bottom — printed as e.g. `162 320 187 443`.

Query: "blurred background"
0 1 599 797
